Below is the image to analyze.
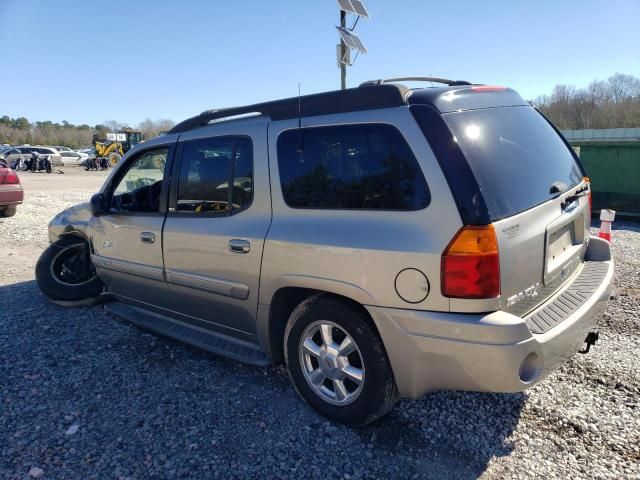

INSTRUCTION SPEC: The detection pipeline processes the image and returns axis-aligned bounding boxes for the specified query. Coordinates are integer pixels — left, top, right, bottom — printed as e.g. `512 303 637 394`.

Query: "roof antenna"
296 83 304 154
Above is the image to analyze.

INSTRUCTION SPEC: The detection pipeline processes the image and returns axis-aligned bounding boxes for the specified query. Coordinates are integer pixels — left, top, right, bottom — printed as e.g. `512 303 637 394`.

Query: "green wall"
579 144 640 212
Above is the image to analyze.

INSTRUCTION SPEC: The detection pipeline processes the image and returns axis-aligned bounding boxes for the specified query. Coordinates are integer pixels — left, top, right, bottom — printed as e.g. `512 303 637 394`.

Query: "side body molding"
165 269 250 300
91 254 164 282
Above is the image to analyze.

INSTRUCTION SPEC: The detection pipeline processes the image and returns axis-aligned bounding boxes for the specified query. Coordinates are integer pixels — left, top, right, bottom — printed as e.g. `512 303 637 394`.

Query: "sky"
0 0 639 127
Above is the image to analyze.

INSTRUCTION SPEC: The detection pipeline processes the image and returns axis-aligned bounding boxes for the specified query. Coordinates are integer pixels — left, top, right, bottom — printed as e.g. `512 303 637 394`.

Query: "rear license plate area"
544 214 585 285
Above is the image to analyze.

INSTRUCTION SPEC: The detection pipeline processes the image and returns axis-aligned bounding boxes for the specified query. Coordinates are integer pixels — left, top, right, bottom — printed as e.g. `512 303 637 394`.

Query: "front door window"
111 148 168 213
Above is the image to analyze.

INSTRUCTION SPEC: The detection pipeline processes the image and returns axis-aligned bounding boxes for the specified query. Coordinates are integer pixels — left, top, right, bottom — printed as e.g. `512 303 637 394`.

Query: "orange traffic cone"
598 209 616 242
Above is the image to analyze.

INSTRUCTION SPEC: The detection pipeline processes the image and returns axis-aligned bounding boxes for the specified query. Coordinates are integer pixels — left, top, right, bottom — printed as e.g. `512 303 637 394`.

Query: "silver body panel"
493 188 591 315
367 237 613 398
261 107 462 312
161 118 271 337
46 106 613 399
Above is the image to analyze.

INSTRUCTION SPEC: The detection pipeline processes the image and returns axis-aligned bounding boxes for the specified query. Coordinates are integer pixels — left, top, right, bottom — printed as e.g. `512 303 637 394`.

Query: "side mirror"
90 193 109 217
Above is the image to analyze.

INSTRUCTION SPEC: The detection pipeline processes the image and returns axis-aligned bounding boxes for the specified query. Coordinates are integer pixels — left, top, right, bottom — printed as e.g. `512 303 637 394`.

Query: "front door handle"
228 239 250 253
140 232 155 244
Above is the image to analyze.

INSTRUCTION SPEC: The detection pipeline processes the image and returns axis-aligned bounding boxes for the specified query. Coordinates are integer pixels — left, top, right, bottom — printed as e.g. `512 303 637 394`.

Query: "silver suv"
37 78 614 425
2 146 63 167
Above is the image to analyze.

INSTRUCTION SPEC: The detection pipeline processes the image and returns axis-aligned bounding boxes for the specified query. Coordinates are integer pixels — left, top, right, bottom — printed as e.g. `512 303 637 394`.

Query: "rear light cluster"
471 85 506 92
442 225 500 299
1 169 20 185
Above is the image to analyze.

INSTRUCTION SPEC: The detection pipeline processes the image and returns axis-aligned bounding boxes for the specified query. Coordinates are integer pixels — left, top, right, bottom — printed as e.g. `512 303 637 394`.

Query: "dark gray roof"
169 82 528 134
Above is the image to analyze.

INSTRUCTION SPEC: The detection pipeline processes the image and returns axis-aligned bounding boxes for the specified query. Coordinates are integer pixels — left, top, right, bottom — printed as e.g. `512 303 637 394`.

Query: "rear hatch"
445 104 590 314
411 91 590 315
442 105 589 314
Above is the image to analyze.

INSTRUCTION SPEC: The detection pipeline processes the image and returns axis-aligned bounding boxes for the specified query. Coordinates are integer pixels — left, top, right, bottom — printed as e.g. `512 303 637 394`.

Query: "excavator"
94 129 143 167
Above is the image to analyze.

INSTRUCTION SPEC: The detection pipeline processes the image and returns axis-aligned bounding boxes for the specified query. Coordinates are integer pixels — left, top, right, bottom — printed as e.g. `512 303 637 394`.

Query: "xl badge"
507 283 540 307
103 239 113 249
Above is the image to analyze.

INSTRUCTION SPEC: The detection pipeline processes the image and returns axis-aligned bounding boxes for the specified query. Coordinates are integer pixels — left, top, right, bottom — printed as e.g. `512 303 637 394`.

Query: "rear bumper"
0 185 24 205
367 236 614 399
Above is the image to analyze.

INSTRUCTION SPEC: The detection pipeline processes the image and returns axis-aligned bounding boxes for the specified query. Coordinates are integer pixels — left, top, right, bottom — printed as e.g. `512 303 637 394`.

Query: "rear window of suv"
442 106 583 220
277 124 430 210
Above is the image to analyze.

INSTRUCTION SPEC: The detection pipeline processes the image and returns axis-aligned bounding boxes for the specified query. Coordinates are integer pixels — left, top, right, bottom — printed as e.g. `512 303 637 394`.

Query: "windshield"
443 106 583 220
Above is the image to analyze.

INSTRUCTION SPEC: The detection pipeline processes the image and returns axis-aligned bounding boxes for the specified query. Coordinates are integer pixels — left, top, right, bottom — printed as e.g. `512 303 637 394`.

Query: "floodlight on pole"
336 0 369 90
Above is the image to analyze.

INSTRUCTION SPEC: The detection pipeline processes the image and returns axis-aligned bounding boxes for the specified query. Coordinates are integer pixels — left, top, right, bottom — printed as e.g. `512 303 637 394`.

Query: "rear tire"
284 294 399 426
36 236 104 303
0 205 17 217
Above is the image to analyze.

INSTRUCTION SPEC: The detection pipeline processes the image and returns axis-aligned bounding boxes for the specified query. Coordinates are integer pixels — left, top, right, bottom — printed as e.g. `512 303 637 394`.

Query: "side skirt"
106 302 270 366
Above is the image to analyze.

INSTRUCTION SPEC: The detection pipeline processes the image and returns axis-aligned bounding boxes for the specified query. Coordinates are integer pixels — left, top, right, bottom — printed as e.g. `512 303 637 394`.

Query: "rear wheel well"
268 287 377 364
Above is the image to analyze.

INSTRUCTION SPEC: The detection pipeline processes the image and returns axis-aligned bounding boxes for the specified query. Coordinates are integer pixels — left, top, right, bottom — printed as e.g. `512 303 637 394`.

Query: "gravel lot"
1 168 639 479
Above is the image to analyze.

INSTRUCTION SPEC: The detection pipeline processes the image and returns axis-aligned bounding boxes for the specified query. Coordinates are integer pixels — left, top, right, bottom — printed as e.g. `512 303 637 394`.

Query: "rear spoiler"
408 86 529 114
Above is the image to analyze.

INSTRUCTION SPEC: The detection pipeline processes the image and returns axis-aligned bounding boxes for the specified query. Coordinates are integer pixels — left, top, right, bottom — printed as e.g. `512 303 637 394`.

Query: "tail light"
471 85 506 92
442 225 500 298
2 169 19 185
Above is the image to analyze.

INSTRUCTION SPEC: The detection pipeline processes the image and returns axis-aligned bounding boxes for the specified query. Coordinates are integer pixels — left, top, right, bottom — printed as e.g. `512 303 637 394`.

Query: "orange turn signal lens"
583 176 592 211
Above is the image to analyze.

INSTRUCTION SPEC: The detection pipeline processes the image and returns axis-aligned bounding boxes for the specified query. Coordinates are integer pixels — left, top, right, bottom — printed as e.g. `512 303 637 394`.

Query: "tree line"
0 116 175 149
534 73 640 130
2 73 638 147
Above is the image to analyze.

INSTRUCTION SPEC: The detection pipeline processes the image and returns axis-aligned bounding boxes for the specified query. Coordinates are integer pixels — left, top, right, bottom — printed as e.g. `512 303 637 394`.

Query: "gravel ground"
1 168 639 479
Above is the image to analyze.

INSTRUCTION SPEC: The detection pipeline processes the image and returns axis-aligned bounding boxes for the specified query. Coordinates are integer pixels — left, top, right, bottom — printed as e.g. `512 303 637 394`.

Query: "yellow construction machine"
94 130 143 167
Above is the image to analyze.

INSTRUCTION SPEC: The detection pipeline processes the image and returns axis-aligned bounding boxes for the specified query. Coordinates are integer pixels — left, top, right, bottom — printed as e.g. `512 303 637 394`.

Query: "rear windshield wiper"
560 183 590 209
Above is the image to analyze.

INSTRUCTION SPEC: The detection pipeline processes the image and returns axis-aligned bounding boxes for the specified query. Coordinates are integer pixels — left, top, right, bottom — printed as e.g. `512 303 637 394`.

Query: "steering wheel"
117 192 137 211
147 181 163 211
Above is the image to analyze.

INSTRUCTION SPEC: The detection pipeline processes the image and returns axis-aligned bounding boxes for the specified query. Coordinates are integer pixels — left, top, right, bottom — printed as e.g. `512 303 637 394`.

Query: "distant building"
561 128 640 214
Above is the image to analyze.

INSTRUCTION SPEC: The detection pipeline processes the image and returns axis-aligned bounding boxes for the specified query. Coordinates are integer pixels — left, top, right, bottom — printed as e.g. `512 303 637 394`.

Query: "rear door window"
277 124 430 210
176 136 253 214
442 106 583 220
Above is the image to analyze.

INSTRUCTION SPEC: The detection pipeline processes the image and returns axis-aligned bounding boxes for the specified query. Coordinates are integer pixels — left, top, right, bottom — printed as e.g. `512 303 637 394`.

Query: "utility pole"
335 0 369 91
340 9 347 90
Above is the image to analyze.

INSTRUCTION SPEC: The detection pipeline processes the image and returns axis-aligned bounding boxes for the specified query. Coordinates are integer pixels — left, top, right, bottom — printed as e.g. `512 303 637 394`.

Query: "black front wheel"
36 236 104 304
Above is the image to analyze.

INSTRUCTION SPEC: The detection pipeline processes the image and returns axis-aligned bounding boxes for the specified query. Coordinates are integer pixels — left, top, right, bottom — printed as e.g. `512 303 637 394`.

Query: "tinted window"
176 136 253 214
277 124 429 210
111 148 168 213
443 106 583 220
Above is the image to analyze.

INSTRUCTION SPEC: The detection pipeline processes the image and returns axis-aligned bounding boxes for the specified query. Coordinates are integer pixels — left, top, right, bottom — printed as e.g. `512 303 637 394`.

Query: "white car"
59 150 89 166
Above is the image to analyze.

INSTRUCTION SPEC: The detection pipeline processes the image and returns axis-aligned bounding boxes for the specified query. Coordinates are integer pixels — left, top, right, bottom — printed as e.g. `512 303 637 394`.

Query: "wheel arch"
55 228 92 250
257 280 379 364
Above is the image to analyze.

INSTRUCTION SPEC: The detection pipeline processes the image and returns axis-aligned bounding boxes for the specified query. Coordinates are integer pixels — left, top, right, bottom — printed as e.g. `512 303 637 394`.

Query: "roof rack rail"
169 106 266 134
360 76 472 87
168 84 408 134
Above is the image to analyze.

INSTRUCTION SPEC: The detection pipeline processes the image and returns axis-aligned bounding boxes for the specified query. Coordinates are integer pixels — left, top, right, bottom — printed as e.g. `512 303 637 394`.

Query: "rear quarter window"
277 123 430 210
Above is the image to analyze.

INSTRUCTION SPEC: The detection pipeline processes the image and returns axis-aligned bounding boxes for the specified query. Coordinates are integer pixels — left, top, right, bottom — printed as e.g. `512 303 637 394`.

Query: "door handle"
228 239 250 253
140 232 155 244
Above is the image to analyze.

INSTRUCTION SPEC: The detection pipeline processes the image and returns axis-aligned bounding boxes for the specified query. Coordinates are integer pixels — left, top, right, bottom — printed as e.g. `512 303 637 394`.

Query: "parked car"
36 78 614 425
0 146 14 159
0 164 23 217
2 146 63 167
59 150 89 166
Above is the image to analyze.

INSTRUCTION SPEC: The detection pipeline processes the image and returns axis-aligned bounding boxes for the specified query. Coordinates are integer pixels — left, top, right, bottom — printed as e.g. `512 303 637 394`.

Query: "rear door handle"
228 239 250 253
140 232 155 244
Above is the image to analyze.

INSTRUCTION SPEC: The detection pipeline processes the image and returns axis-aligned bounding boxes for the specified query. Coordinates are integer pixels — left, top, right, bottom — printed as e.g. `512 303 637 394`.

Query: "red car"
0 164 23 217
